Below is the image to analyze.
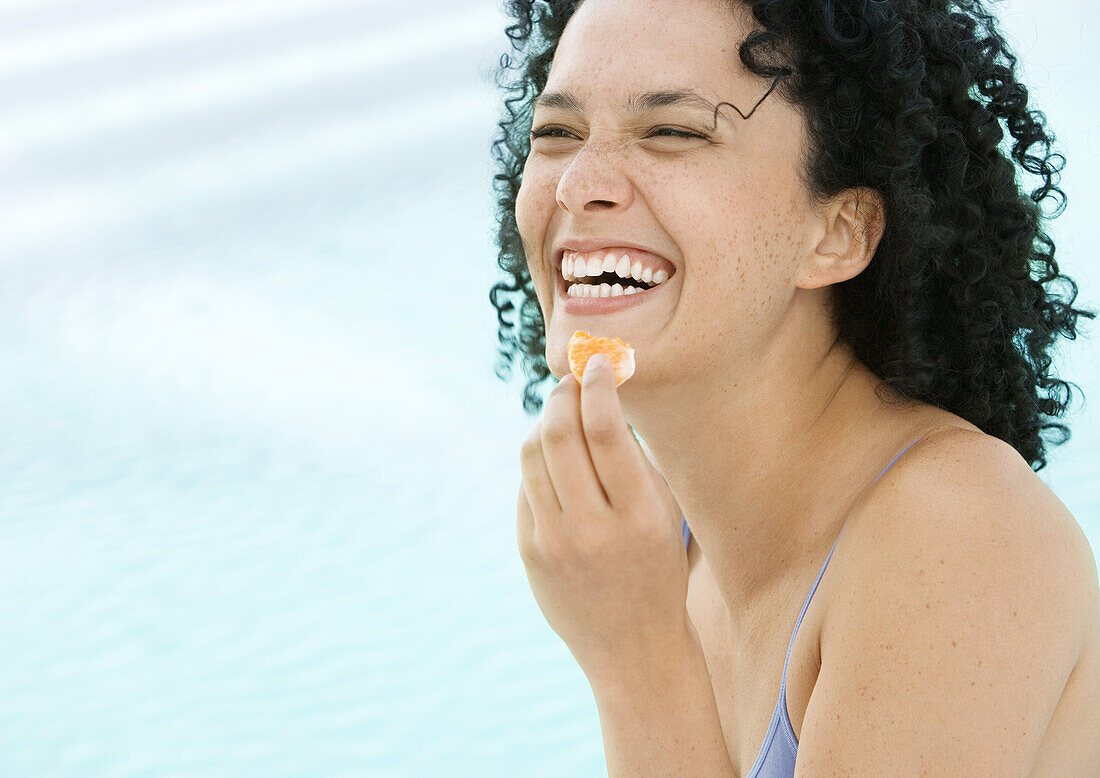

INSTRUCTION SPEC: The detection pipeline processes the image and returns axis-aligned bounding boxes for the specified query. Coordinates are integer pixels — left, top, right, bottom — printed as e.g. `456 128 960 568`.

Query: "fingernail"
584 354 608 385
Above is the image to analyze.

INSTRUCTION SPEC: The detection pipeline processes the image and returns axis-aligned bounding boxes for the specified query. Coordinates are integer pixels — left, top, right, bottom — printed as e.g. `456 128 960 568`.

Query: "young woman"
489 0 1100 774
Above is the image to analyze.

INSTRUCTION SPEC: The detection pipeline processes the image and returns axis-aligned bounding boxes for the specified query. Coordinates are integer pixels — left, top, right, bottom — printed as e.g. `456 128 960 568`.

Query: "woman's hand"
516 354 691 684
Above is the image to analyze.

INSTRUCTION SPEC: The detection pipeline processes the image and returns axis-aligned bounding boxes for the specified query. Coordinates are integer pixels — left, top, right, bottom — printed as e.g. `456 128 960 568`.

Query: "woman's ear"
797 187 885 290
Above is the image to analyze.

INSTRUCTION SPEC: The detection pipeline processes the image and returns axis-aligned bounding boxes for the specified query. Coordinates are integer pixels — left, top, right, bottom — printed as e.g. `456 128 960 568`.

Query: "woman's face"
515 0 824 388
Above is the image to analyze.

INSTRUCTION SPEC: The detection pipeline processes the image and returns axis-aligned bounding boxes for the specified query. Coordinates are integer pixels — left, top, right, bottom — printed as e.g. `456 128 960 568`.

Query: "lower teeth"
567 283 645 298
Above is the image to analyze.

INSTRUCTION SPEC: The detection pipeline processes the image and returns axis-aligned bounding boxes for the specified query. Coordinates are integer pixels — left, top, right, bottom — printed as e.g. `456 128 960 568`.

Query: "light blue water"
0 2 1096 776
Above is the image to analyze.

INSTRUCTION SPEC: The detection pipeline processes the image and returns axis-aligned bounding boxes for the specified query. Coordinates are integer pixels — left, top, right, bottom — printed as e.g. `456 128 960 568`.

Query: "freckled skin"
514 0 952 637
516 0 821 391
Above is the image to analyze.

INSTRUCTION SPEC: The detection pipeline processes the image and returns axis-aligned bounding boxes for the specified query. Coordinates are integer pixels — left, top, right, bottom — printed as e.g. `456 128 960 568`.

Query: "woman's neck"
624 338 925 621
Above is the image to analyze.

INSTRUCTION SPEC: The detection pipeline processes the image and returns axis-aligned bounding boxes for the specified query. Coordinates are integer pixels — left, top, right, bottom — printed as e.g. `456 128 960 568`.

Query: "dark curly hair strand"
487 0 1095 472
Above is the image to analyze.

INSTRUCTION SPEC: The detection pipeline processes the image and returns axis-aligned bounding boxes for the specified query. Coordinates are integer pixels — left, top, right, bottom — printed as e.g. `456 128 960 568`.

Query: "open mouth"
556 248 674 298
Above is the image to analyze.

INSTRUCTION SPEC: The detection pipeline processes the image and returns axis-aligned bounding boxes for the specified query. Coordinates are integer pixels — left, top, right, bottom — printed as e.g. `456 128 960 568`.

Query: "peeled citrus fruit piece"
568 330 636 387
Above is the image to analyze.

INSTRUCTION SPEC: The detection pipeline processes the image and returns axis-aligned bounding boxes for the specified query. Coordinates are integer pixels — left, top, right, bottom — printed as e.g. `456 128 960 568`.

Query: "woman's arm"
589 621 735 777
516 358 731 775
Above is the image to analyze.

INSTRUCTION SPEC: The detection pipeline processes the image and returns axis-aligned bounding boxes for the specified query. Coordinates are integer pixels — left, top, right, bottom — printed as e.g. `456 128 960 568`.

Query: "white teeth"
561 250 674 289
565 280 645 297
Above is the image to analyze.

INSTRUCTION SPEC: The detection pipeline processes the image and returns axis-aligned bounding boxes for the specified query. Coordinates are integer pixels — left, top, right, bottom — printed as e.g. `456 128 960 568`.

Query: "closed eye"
529 126 576 140
648 127 706 139
529 126 708 140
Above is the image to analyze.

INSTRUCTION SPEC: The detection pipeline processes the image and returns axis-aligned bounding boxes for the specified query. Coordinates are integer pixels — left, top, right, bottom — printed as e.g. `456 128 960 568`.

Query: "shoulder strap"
779 433 929 696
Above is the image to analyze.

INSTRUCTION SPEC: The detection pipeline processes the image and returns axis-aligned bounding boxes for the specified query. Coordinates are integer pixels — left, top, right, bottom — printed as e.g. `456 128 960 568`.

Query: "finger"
579 354 651 510
540 373 610 520
519 422 563 519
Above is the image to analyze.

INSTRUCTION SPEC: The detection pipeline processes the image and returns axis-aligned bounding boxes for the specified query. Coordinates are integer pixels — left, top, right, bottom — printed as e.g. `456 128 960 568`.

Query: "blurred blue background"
0 1 1095 776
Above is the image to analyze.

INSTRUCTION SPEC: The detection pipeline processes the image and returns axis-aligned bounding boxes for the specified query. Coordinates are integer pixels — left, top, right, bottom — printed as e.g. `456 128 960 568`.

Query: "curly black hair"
487 0 1095 472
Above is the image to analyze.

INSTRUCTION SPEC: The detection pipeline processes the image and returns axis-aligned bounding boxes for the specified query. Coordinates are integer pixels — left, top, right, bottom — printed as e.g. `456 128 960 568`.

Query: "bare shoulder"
839 425 1098 640
865 426 1096 633
798 426 1100 775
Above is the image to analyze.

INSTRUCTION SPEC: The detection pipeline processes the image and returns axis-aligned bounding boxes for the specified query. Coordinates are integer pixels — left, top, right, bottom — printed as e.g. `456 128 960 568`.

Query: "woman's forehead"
556 0 746 55
547 0 750 104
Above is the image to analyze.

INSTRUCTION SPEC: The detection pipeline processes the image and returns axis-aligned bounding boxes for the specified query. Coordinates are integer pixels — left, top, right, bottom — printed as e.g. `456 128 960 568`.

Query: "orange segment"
567 330 636 387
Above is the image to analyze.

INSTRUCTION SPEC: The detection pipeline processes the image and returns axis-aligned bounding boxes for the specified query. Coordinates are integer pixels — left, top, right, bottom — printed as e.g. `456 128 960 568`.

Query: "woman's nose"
554 141 634 214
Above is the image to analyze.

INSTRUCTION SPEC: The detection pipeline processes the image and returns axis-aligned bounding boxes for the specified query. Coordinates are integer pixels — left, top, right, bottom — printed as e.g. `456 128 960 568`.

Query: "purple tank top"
680 434 926 776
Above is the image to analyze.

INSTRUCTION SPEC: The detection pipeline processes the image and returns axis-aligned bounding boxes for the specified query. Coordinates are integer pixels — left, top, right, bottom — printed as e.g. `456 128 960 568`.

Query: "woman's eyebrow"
534 88 728 124
627 89 723 117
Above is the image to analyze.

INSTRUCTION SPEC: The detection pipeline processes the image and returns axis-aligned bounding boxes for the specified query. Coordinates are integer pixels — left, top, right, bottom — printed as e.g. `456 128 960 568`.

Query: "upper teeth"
561 251 671 287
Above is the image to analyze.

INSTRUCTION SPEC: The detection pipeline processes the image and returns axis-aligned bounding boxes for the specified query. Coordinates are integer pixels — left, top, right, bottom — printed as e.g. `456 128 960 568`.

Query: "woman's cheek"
514 170 535 248
514 164 560 289
515 165 548 244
